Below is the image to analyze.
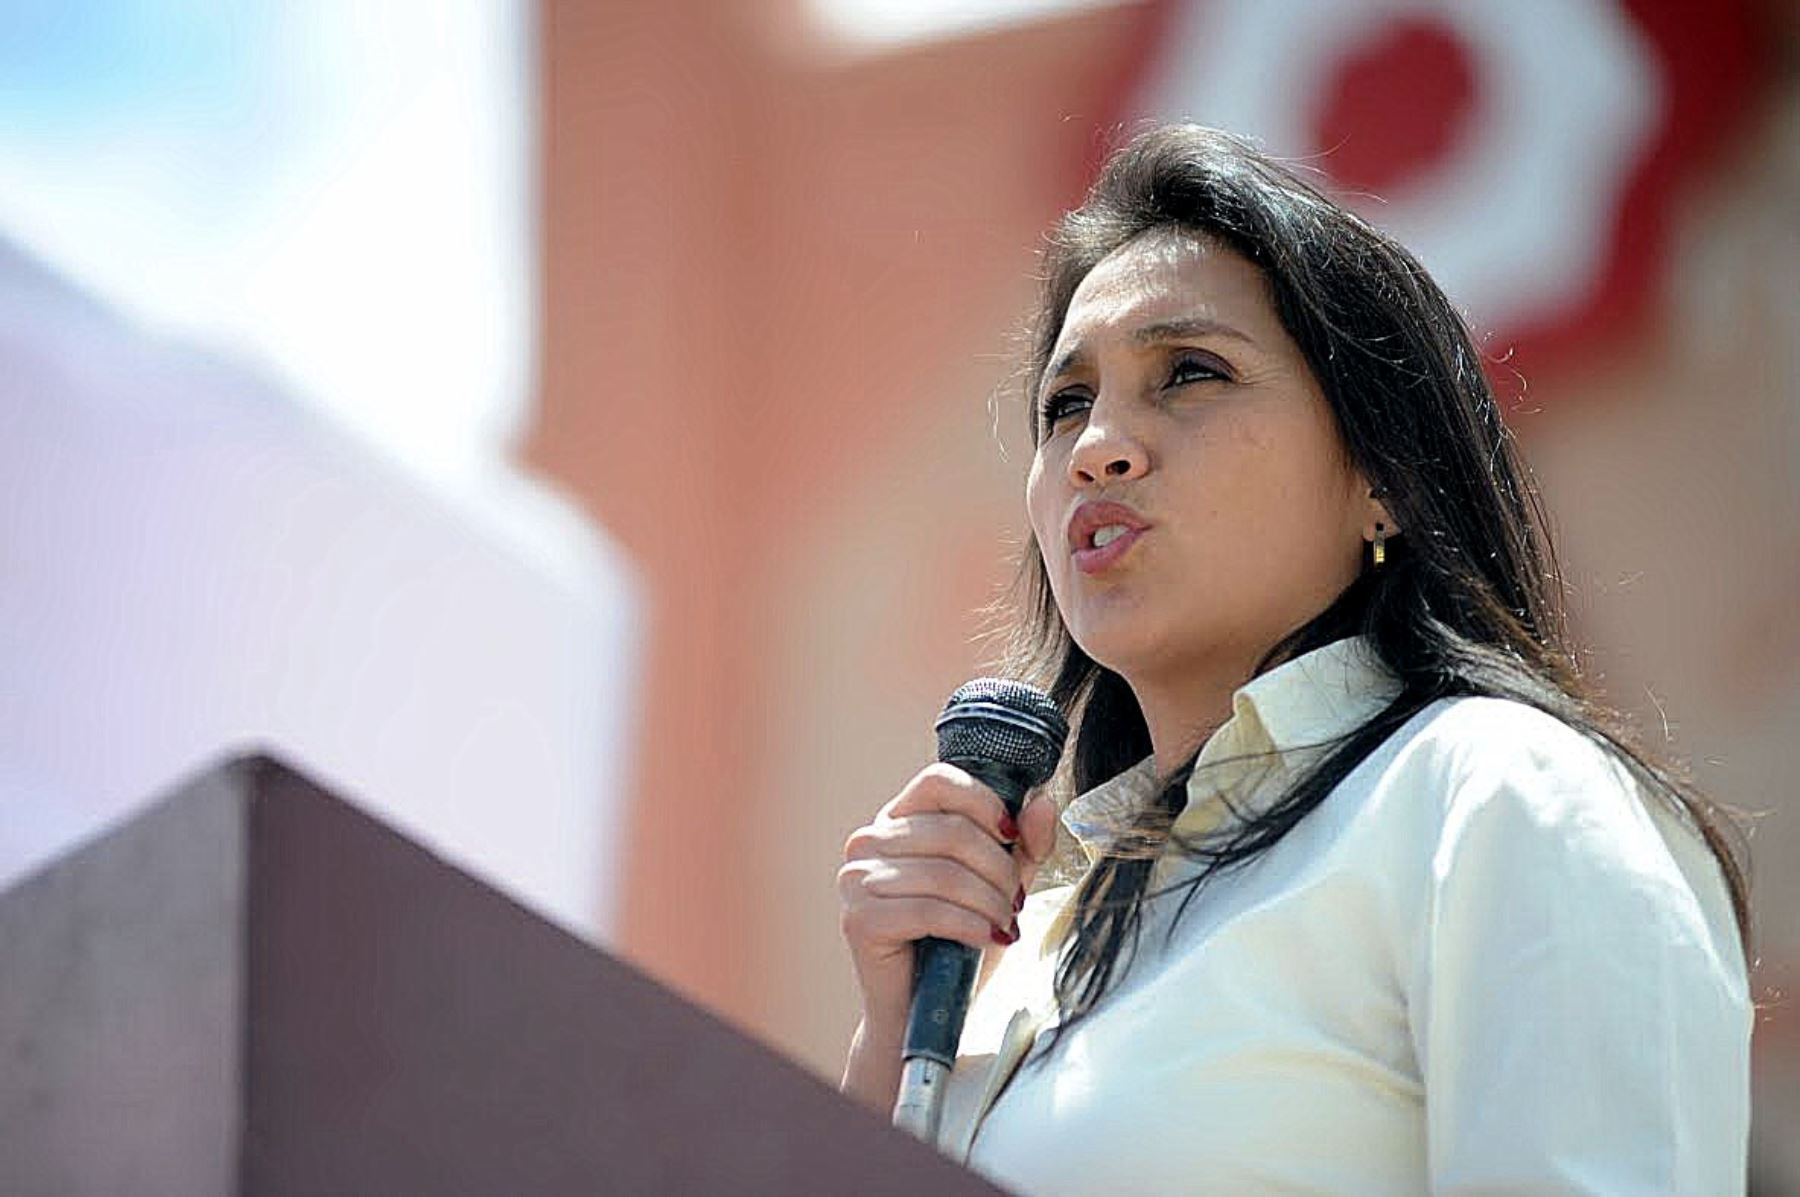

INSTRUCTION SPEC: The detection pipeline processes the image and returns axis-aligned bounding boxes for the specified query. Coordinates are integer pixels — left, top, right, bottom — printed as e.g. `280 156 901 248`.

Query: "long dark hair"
988 123 1755 1063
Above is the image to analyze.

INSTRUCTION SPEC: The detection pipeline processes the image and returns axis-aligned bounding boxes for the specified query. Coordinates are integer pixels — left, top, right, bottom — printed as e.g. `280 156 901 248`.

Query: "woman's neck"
1129 656 1248 777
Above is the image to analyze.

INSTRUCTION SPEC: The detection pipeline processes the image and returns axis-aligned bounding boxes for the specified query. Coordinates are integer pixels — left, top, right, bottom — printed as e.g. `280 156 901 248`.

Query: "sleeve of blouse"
1406 708 1752 1196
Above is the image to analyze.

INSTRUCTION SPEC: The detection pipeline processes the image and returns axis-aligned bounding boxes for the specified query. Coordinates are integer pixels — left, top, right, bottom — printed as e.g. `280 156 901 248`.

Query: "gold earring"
1373 523 1386 567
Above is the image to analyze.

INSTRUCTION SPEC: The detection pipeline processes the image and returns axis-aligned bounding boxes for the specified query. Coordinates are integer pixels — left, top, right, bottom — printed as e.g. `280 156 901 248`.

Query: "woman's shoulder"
1372 694 1744 977
1396 690 1609 754
1361 693 1678 888
1380 693 1643 807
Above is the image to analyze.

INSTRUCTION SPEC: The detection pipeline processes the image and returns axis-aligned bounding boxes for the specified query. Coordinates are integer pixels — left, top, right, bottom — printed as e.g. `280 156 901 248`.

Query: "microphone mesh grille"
934 678 1069 786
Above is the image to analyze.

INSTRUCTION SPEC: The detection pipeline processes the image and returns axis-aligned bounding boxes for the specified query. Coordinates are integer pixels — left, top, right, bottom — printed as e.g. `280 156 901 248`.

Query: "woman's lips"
1073 527 1147 574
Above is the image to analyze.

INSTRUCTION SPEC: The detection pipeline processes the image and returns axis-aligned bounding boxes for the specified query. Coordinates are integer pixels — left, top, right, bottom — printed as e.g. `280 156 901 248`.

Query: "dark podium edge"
0 747 1008 1196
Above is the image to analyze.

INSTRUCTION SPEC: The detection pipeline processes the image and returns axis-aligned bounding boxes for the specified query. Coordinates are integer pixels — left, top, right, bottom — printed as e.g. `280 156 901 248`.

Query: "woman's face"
1026 229 1382 685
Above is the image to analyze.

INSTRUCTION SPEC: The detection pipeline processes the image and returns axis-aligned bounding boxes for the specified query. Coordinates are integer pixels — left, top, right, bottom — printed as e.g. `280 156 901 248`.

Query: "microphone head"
934 678 1069 787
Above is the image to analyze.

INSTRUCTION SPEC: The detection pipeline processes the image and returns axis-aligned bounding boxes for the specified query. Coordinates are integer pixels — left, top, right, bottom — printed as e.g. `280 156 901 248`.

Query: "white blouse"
934 635 1752 1195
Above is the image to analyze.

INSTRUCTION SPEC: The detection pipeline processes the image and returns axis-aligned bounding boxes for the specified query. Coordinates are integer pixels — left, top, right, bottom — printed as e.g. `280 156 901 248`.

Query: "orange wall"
528 0 1155 1054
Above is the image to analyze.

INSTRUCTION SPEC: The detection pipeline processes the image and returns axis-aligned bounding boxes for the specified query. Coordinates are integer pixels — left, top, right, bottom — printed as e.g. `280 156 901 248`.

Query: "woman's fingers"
837 883 1011 959
845 812 1016 895
842 855 1018 933
837 762 1052 1031
879 762 1017 840
1016 791 1059 868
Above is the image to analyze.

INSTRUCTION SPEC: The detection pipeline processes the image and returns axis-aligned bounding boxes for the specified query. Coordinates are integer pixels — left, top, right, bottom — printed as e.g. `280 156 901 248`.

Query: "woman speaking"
835 123 1754 1195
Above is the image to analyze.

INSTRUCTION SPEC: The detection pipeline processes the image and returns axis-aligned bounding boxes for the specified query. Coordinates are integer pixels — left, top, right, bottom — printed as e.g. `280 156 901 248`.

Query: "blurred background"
2 0 1795 1187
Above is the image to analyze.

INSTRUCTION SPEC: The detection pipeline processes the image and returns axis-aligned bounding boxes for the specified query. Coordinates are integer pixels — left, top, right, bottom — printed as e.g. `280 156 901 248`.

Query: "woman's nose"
1067 412 1149 486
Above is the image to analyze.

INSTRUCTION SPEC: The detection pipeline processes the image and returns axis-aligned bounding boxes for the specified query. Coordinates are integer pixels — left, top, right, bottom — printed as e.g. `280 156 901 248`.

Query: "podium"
0 753 1004 1196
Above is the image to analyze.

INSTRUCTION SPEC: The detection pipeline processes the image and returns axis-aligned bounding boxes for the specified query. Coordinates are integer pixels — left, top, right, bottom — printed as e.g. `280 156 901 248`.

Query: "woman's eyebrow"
1045 315 1256 383
1133 315 1255 348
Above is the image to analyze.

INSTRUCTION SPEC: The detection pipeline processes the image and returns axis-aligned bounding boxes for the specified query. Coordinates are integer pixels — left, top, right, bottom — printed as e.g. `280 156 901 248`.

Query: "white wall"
0 240 640 943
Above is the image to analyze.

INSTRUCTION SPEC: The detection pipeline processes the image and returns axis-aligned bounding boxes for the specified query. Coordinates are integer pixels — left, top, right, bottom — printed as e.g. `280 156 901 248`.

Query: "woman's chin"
1069 622 1171 677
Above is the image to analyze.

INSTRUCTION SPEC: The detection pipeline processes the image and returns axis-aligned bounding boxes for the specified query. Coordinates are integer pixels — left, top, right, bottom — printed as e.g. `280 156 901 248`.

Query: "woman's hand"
836 762 1059 1037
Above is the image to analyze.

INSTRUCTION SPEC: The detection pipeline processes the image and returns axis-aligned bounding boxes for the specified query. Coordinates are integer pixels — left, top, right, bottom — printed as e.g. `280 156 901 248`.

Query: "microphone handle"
892 758 1033 1143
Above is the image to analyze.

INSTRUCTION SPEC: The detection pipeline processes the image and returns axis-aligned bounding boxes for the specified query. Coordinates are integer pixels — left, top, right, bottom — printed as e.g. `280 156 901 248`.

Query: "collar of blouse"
1058 633 1405 868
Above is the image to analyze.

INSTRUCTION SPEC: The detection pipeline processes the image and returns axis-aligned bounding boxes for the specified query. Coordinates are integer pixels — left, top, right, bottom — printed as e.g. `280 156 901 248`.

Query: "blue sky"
0 1 534 484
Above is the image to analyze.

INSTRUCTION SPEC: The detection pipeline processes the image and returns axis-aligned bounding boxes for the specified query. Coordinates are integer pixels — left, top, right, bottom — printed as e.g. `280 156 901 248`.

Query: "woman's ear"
1357 479 1399 539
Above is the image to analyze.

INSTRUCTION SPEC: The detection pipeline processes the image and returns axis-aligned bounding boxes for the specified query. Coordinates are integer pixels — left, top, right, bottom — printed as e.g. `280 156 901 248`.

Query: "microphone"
891 678 1068 1145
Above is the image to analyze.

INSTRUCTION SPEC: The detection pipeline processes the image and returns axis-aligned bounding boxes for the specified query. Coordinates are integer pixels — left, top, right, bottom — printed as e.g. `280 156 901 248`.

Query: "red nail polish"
998 812 1020 841
991 924 1016 946
1013 885 1025 912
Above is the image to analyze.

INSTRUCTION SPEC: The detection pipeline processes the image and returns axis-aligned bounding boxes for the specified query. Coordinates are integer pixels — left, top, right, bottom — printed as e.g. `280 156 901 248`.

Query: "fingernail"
998 812 1020 841
991 923 1018 946
1013 885 1025 912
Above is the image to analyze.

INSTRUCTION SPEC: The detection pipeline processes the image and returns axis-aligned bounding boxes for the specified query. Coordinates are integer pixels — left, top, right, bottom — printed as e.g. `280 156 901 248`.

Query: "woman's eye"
1168 353 1225 387
1040 390 1089 427
1040 354 1225 430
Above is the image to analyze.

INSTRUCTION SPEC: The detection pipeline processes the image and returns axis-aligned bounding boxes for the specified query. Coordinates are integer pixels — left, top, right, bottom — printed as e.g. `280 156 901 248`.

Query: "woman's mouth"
1073 525 1146 574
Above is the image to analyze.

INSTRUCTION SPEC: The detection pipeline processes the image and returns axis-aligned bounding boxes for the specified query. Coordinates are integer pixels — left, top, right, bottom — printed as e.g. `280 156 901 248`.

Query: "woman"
837 124 1754 1195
